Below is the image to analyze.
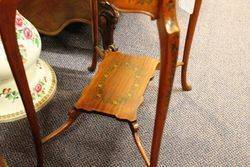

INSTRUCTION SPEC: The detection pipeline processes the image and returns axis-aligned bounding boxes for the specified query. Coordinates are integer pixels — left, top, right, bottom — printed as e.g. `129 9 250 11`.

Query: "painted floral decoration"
31 77 47 100
0 12 45 103
15 14 23 27
15 11 40 47
0 88 19 102
18 44 28 63
0 62 48 103
23 27 33 39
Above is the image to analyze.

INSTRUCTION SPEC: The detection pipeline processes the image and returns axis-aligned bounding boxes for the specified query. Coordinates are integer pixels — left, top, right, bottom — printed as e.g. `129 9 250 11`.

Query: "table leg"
181 0 203 91
0 2 43 166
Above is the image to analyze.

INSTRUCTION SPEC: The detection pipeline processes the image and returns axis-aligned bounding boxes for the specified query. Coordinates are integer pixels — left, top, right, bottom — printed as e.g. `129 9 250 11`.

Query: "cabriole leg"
181 0 202 91
130 122 150 167
42 108 82 143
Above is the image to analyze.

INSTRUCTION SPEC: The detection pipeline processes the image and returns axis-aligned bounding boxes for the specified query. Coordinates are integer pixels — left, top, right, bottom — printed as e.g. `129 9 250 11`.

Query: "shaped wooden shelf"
75 51 159 122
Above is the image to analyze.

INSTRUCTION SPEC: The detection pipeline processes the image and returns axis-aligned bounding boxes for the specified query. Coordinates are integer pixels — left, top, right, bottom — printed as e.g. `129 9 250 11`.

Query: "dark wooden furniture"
17 0 119 49
0 0 43 166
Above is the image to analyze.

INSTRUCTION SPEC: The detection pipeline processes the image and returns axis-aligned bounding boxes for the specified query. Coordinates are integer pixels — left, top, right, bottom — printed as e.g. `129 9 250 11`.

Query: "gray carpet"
1 0 249 166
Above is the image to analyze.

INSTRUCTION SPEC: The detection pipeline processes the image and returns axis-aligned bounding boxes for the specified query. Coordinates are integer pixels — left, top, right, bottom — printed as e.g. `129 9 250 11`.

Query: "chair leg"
42 108 82 143
129 122 150 167
181 0 202 91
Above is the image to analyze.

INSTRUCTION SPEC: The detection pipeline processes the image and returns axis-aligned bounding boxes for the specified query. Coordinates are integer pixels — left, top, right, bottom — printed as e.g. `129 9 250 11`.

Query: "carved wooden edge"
28 1 119 52
37 19 91 36
0 1 43 166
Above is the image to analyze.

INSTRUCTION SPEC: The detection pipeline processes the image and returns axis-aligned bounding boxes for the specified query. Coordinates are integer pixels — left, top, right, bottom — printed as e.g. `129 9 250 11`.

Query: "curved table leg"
150 13 180 166
130 122 150 167
181 0 203 91
42 108 82 143
0 2 43 166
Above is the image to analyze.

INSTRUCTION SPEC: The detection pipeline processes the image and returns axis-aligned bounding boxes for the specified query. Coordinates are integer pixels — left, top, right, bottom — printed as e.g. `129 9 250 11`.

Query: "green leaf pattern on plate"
0 63 47 103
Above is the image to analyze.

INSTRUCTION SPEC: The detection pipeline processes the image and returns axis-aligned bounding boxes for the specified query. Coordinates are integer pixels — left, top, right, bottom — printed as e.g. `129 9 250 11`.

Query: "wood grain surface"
76 51 159 122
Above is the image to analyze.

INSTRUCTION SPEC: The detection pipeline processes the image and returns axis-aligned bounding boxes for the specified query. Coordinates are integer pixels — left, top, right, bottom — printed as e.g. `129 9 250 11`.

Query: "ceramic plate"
0 59 57 123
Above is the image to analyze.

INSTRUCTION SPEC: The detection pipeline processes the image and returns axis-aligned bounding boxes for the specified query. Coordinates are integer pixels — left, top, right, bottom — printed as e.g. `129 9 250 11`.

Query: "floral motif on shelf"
95 61 144 105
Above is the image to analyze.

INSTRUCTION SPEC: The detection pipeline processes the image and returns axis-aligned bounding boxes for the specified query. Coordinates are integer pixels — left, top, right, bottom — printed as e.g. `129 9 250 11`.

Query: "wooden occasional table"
3 0 202 167
42 0 203 167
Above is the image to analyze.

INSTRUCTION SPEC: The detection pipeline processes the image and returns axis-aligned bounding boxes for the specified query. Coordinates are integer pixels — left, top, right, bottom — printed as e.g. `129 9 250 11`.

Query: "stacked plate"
0 11 57 123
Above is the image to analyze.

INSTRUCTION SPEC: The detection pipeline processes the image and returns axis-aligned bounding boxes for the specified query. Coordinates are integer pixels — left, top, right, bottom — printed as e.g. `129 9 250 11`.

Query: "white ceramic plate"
0 59 57 123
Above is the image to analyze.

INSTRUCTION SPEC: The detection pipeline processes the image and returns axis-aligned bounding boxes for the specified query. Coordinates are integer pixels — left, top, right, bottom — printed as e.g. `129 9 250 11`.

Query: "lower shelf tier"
75 52 159 122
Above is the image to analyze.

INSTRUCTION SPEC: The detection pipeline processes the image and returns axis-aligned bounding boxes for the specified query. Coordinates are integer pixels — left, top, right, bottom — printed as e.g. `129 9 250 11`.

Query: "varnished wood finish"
41 1 201 166
150 10 180 167
94 1 180 166
0 0 43 166
181 0 202 91
107 0 159 19
99 1 119 50
88 0 100 72
42 108 82 143
130 122 150 166
18 0 119 50
18 0 92 35
47 0 180 166
76 52 159 122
